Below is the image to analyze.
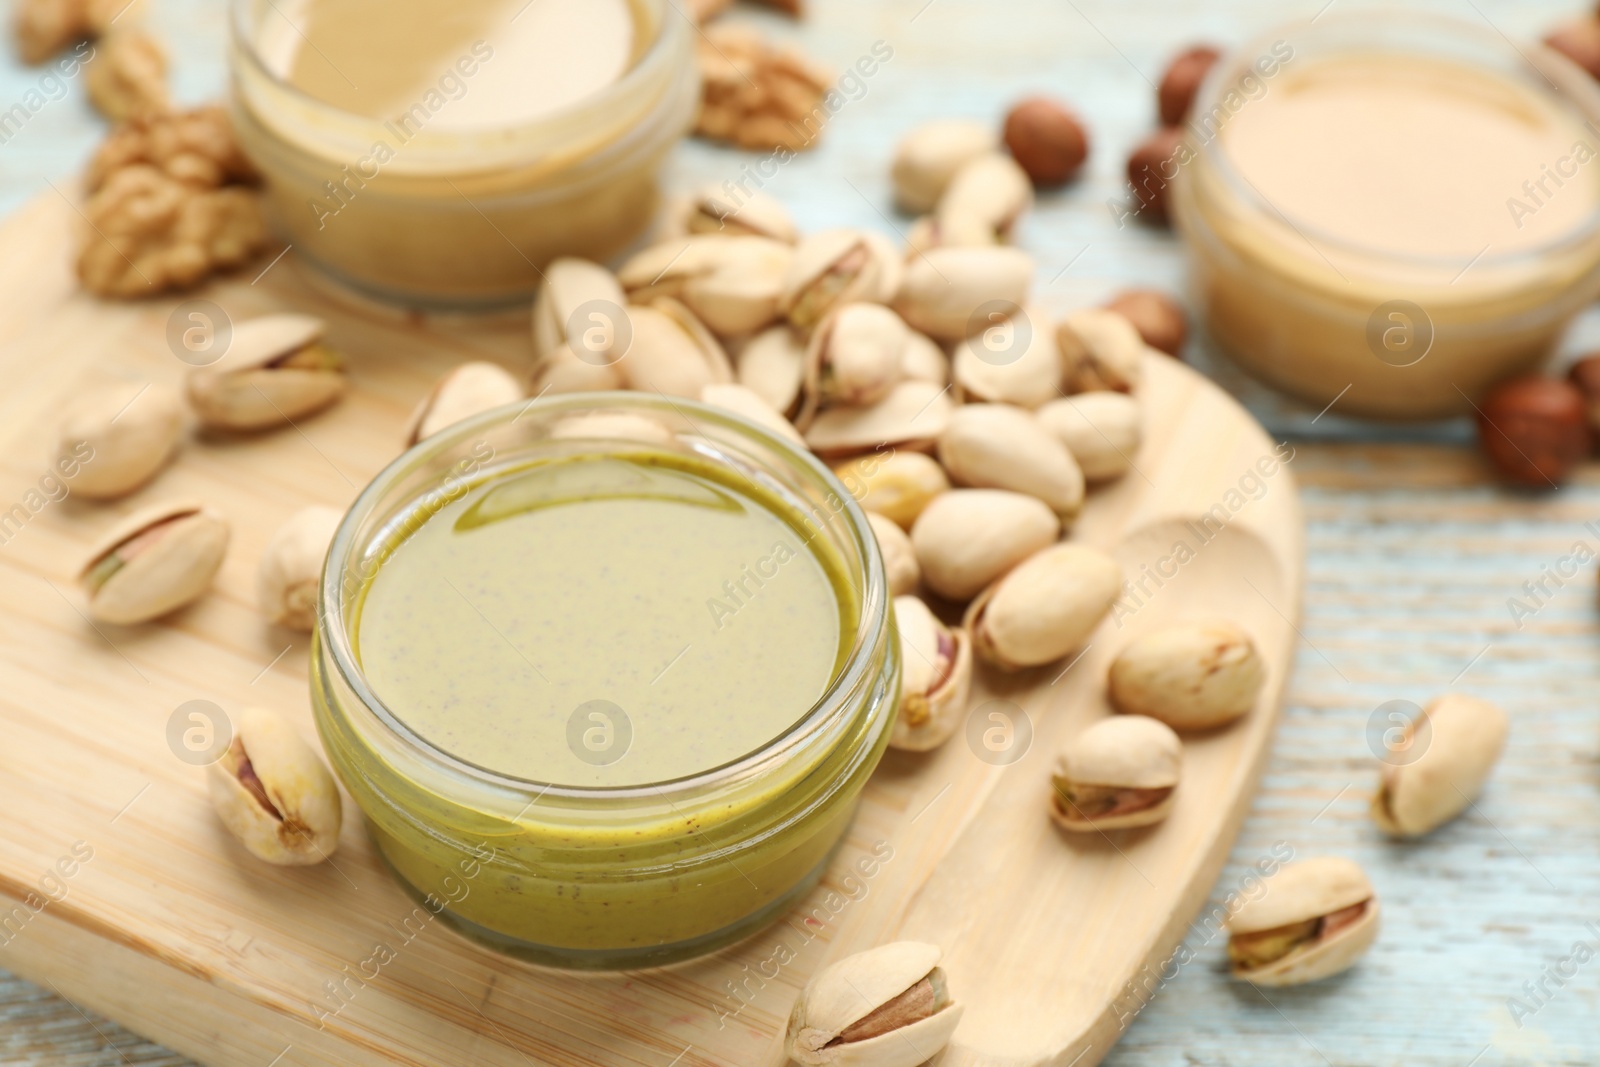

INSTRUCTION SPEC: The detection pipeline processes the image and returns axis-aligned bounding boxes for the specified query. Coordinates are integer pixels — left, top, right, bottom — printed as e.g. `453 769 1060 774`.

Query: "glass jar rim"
1190 8 1600 272
318 391 893 806
228 0 689 159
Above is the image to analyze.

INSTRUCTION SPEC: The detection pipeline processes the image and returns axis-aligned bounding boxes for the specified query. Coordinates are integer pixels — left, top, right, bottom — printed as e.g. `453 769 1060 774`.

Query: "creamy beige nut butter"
229 0 696 307
1174 14 1600 418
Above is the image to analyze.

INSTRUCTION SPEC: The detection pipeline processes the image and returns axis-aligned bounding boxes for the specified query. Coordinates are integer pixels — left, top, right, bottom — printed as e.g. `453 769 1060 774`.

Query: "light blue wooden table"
3 0 1599 1064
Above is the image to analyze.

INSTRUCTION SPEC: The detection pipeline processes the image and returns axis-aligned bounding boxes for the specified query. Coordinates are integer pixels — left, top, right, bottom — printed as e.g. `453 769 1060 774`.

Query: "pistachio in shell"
1059 308 1144 394
802 303 909 420
1227 857 1380 987
532 343 627 396
257 505 342 631
1108 620 1266 730
891 118 997 214
937 403 1085 517
965 543 1122 670
1036 392 1142 482
80 500 230 625
736 324 809 418
686 183 798 243
185 314 345 431
782 229 893 332
700 383 806 448
894 246 1034 342
803 379 954 458
618 298 734 399
831 450 949 530
910 489 1060 602
1371 693 1509 838
1050 715 1181 832
906 211 999 259
952 304 1063 409
893 595 972 752
208 707 342 866
405 362 524 445
55 383 185 500
683 236 794 337
937 152 1033 238
617 235 727 304
900 330 950 388
532 257 628 364
867 512 920 597
787 941 963 1067
549 411 677 447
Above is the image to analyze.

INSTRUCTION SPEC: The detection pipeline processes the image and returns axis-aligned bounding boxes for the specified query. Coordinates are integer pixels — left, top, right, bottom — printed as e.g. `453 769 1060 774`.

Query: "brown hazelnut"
1476 376 1591 488
1105 289 1187 357
1159 45 1221 126
1003 97 1090 186
1126 127 1188 226
1568 354 1600 434
1545 18 1600 80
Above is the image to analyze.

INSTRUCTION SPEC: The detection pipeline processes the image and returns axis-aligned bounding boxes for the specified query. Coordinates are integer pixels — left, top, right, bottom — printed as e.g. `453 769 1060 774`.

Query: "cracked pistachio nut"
1109 620 1266 730
1059 308 1144 394
1037 392 1142 482
966 543 1122 670
736 325 809 418
782 230 899 331
621 235 793 337
1050 715 1181 831
905 210 998 259
801 303 909 421
832 450 949 530
686 183 798 243
701 383 805 448
952 304 1063 409
405 362 524 445
911 489 1060 602
56 383 185 500
208 707 342 866
892 118 997 214
1372 694 1509 838
549 411 677 447
867 513 920 597
619 298 734 398
900 330 949 387
532 343 626 396
895 246 1034 342
618 235 726 303
937 152 1033 237
80 500 230 625
257 505 341 631
893 595 972 752
1228 857 1379 987
803 379 954 457
532 257 627 363
938 403 1085 517
787 941 963 1067
186 314 345 431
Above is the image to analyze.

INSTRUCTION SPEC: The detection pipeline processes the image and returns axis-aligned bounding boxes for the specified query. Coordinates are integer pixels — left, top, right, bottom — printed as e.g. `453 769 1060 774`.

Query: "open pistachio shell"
1228 857 1380 987
910 489 1060 602
257 505 342 631
1037 392 1142 482
532 343 627 396
938 403 1085 517
787 941 963 1067
80 500 230 625
185 314 345 431
831 451 950 530
895 246 1034 342
1372 694 1509 838
619 298 734 399
405 362 524 445
1109 620 1266 730
868 513 921 597
681 236 793 337
617 235 729 303
782 230 886 331
892 118 997 213
900 330 950 387
686 184 798 243
938 152 1033 236
952 304 1062 409
532 258 627 362
906 211 1000 258
893 595 972 752
803 380 954 457
966 543 1122 670
800 303 909 423
700 383 805 447
208 707 342 866
1060 308 1145 394
56 383 186 499
737 324 809 418
861 231 905 305
1050 716 1181 832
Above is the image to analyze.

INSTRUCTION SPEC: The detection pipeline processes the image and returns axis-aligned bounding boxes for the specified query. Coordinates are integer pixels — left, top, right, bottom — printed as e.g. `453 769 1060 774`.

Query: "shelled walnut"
85 28 168 121
12 0 119 65
695 23 831 152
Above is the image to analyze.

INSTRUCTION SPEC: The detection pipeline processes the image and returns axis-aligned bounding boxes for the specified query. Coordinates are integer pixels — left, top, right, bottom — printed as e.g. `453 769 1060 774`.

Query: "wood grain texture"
1 0 1597 1064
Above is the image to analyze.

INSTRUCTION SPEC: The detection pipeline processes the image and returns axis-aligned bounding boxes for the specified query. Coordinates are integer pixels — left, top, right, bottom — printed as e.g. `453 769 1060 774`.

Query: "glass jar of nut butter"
229 0 697 308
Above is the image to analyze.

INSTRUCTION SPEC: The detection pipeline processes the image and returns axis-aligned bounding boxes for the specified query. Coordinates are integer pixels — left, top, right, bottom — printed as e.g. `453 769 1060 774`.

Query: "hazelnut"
1126 127 1188 226
1158 45 1221 126
1105 289 1187 356
1545 18 1600 80
1475 376 1591 488
1003 97 1090 186
1568 354 1600 435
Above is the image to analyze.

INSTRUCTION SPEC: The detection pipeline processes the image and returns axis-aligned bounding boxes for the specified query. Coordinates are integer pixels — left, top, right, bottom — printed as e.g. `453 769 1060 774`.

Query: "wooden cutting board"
0 191 1302 1067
